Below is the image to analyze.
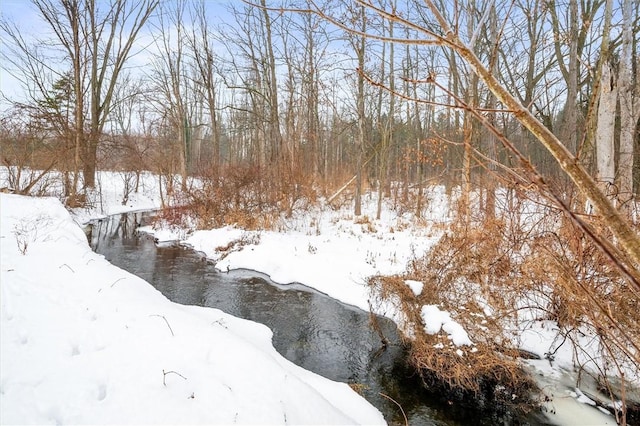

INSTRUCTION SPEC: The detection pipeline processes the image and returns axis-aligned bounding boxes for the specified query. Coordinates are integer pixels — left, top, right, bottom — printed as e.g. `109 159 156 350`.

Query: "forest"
1 0 639 423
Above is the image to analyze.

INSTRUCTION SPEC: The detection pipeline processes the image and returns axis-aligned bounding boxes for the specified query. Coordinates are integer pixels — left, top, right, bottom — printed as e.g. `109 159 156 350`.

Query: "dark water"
88 213 546 426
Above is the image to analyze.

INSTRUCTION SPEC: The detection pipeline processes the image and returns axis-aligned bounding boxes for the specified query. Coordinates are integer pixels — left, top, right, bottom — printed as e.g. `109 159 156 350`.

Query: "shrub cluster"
369 189 640 422
164 163 317 230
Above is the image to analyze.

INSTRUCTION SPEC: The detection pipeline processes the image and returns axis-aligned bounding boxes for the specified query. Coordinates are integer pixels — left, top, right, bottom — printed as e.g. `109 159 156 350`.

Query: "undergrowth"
369 189 640 423
152 170 640 422
164 164 318 230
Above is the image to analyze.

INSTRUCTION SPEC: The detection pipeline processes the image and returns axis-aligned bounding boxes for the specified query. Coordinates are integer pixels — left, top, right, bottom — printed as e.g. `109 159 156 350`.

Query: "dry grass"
166 163 318 231
369 269 537 411
214 233 261 261
368 189 640 421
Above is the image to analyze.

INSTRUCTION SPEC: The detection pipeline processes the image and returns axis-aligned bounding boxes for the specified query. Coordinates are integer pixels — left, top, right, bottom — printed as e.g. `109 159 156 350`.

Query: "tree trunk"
617 0 639 206
484 3 499 220
564 0 579 155
84 0 158 189
595 62 617 194
70 1 83 199
377 8 395 220
261 0 283 164
354 5 366 217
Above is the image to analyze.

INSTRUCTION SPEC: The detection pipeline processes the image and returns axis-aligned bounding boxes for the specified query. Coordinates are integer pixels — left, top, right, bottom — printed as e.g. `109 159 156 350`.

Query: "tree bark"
354 5 366 217
595 62 616 193
84 0 158 189
617 0 639 205
261 0 283 163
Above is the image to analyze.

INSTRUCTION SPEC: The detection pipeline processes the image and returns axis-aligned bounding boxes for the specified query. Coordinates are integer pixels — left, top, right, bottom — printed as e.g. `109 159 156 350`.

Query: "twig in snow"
151 314 175 336
110 277 126 287
211 319 227 329
59 264 75 273
162 369 187 386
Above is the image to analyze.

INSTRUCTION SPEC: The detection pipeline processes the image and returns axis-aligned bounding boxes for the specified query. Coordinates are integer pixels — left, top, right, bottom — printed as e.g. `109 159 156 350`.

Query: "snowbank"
420 305 473 346
177 201 443 313
0 194 385 425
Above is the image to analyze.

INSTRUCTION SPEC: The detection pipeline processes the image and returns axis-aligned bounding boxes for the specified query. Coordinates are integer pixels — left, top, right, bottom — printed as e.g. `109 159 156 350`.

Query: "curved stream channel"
88 212 548 425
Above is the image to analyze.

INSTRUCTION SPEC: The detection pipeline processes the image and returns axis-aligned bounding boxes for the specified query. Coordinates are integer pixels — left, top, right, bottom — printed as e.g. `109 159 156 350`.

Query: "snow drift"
0 194 385 425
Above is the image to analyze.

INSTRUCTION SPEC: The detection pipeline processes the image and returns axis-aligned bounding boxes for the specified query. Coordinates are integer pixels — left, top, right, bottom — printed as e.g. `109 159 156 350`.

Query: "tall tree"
84 0 157 189
187 0 221 169
148 0 194 192
376 0 396 220
221 2 283 168
260 0 284 164
617 0 640 206
594 0 616 194
311 0 640 272
352 4 367 216
2 0 158 194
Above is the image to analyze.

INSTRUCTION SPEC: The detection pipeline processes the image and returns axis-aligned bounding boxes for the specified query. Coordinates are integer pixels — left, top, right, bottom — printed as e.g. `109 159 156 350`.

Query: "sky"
0 0 234 107
0 0 39 103
1 0 624 126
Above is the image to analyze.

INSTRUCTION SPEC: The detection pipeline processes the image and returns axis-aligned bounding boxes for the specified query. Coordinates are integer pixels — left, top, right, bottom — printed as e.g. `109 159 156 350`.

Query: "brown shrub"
161 162 319 231
368 189 640 420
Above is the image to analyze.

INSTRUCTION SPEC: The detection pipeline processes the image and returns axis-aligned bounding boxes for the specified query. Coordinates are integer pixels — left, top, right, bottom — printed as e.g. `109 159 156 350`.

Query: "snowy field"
0 170 624 424
0 192 385 424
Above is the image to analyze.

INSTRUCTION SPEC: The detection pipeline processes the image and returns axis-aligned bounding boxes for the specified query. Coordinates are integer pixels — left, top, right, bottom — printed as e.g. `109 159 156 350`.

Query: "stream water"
88 212 549 425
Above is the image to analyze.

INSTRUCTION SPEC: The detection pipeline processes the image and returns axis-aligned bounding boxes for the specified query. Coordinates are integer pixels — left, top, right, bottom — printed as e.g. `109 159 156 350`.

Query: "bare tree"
187 1 222 169
220 2 281 168
307 0 640 275
1 0 158 200
596 60 617 194
617 0 640 207
594 0 616 196
0 107 60 195
83 0 158 189
375 0 396 220
148 0 195 192
260 0 284 164
1 1 87 201
353 4 367 216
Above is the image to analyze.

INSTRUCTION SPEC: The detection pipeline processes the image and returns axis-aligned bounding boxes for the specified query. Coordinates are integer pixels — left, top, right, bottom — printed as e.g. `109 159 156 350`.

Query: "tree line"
1 0 638 215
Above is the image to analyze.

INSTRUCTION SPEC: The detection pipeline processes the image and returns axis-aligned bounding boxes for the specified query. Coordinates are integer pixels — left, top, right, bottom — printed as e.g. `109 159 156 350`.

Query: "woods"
3 0 638 211
1 0 640 423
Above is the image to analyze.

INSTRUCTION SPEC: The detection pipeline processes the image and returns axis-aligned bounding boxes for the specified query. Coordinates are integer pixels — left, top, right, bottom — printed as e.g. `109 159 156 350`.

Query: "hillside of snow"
0 193 385 425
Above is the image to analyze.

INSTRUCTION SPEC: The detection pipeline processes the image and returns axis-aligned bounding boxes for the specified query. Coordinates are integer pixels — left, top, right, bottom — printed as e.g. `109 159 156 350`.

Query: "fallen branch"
110 277 126 287
59 264 75 273
151 314 175 336
379 392 408 426
162 369 187 386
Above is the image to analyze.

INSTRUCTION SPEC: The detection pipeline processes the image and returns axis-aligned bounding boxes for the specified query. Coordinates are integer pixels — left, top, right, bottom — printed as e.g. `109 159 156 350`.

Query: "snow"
0 170 630 425
527 360 616 425
573 388 597 406
179 205 442 313
404 279 424 296
420 305 473 346
0 193 385 425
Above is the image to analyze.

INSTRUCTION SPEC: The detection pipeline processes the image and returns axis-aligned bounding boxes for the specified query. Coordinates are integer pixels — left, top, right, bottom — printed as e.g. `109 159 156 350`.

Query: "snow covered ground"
147 196 447 314
0 170 624 424
0 193 385 425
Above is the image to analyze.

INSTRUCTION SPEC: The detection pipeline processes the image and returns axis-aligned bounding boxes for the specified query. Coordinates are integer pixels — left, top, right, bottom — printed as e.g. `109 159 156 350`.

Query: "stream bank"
89 212 558 425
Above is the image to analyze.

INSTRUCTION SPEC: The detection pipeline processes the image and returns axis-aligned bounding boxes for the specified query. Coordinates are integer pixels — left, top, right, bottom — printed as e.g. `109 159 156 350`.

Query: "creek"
88 212 550 425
